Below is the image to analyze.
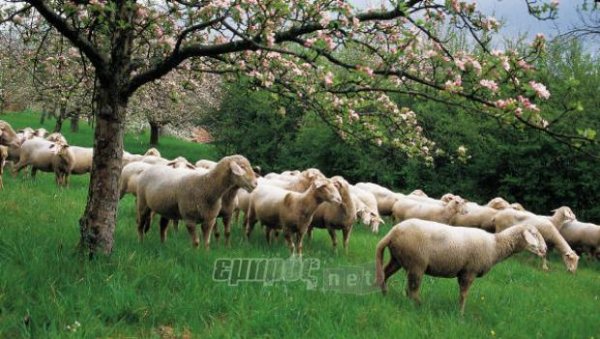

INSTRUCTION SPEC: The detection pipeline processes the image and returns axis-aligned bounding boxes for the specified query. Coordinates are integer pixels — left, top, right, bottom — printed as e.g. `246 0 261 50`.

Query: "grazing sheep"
450 202 500 232
559 220 600 259
355 182 401 216
136 155 257 248
391 196 467 224
349 185 384 233
493 208 578 272
309 176 357 251
0 145 7 189
375 219 547 315
13 138 58 178
245 178 342 257
486 197 511 210
120 161 152 199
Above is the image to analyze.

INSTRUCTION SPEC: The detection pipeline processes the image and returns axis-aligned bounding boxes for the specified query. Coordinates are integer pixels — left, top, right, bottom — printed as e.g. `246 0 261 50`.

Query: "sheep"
559 220 600 259
349 185 384 233
510 203 526 211
0 145 7 190
375 219 547 315
450 202 501 232
355 182 401 216
140 155 169 166
136 155 257 248
409 189 428 197
493 208 578 272
245 178 342 257
13 138 58 178
50 141 75 187
34 128 48 138
391 195 467 224
308 176 357 251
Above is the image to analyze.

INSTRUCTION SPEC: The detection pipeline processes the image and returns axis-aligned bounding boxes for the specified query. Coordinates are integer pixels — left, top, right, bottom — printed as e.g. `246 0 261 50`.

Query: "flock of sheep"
1 119 599 314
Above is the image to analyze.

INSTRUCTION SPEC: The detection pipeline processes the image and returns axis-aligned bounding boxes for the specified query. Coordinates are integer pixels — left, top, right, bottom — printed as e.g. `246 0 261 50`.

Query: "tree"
0 0 584 256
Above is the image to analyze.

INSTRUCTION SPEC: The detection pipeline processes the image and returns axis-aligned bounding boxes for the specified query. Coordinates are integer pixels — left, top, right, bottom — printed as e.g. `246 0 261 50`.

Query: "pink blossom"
479 79 499 92
324 72 334 86
319 16 330 27
304 38 315 48
515 107 522 117
349 110 360 122
529 81 550 99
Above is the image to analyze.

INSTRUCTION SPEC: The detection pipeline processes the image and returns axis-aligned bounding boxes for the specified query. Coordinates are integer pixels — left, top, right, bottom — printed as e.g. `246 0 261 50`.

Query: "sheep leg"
283 229 295 256
159 217 170 243
171 219 179 232
406 271 423 305
541 256 550 271
213 220 221 243
245 206 256 240
137 208 152 242
30 167 37 179
201 219 216 250
381 258 401 295
306 227 313 241
185 221 200 248
327 228 337 250
296 231 306 258
265 227 271 244
458 273 475 316
342 227 352 253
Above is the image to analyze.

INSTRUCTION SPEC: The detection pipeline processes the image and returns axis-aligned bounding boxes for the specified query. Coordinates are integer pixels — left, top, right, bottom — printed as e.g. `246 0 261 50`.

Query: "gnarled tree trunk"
149 121 160 146
78 85 126 256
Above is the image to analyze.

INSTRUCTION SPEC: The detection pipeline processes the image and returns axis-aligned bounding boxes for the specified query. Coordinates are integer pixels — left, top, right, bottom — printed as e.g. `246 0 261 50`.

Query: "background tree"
0 0 583 256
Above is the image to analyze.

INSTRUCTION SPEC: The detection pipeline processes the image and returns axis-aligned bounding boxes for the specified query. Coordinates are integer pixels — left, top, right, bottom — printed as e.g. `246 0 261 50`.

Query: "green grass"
1 111 599 338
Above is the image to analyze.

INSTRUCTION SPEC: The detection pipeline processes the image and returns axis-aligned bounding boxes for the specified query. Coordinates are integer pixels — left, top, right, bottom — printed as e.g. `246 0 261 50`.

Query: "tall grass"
0 111 599 338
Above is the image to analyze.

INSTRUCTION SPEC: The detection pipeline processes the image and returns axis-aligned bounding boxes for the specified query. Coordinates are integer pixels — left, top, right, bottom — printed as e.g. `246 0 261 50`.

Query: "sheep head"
521 225 547 257
562 250 579 274
447 196 468 215
167 157 195 169
49 141 70 156
144 147 161 157
551 206 576 225
227 155 257 193
34 128 48 138
369 213 384 233
440 193 456 204
313 178 342 205
0 120 18 145
46 133 68 144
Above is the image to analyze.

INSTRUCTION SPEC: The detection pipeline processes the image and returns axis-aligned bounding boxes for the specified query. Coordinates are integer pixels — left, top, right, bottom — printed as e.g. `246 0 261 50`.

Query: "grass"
1 111 599 338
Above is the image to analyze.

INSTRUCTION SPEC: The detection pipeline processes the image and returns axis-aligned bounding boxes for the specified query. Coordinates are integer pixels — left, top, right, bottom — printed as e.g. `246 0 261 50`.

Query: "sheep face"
46 133 67 144
314 179 342 205
49 141 70 156
440 193 455 203
357 208 372 226
144 147 161 157
522 226 547 257
448 197 468 215
552 207 576 225
562 251 579 273
229 158 257 193
34 128 48 138
369 213 384 233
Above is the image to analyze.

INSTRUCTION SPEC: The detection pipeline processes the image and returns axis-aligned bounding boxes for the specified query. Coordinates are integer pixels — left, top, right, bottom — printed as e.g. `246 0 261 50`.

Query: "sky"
352 0 598 51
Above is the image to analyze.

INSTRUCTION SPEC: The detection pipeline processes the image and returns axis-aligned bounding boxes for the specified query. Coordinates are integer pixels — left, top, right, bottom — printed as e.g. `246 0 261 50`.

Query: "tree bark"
78 85 126 257
149 121 160 146
70 114 80 132
54 105 66 132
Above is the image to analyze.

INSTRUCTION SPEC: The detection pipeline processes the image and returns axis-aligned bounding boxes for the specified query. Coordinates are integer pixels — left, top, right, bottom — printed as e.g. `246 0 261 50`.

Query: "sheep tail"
375 229 394 290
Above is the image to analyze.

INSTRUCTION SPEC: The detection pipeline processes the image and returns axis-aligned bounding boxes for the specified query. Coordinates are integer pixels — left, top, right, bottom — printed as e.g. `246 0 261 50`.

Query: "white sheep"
349 184 384 233
450 202 501 232
391 195 467 224
245 178 342 257
195 159 217 170
493 208 578 272
46 133 68 144
309 176 357 251
50 141 75 187
559 220 600 259
355 182 401 216
136 155 257 248
13 138 58 179
486 197 511 210
375 219 547 315
0 120 18 146
69 146 94 175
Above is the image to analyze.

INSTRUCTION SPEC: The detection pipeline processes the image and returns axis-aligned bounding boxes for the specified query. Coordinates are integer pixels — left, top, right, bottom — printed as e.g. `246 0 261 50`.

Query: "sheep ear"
185 163 196 170
230 161 245 176
523 230 538 246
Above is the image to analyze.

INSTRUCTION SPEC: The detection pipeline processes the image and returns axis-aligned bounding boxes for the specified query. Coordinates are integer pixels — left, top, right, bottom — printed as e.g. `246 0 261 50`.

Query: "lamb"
245 178 342 257
375 219 547 315
0 145 7 190
493 208 578 272
559 220 600 259
136 155 257 248
391 196 467 224
308 176 357 251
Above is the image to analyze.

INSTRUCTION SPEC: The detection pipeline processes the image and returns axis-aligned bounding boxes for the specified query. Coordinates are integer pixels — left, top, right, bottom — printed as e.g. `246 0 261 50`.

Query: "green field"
0 112 599 338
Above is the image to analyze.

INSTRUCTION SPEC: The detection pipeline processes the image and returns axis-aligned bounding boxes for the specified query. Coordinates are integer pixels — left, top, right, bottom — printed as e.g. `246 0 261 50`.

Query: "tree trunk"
149 121 160 146
54 105 66 132
79 85 126 257
70 115 80 133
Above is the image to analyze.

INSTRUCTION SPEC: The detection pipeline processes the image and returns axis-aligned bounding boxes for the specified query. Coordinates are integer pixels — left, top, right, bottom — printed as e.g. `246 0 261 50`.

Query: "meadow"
0 112 599 338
